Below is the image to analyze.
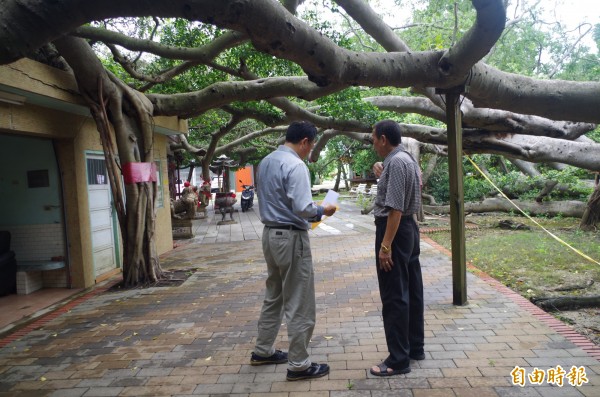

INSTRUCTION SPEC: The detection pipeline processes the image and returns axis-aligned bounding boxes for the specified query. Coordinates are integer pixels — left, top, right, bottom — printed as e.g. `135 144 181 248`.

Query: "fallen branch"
424 198 586 218
532 296 600 311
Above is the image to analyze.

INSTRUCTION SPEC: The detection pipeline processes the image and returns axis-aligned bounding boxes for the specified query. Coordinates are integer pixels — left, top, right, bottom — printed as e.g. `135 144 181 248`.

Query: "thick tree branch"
74 26 247 61
216 127 286 155
345 124 600 171
366 96 596 138
148 76 343 118
2 0 598 122
438 0 506 78
169 134 207 156
334 0 411 52
469 63 600 123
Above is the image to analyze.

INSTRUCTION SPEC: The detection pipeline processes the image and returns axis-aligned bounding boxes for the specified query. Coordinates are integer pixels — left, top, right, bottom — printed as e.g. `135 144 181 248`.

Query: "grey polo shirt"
257 145 323 230
373 145 421 218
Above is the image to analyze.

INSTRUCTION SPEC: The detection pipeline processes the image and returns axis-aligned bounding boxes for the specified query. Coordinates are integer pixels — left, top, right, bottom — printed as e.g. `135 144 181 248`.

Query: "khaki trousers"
255 226 315 371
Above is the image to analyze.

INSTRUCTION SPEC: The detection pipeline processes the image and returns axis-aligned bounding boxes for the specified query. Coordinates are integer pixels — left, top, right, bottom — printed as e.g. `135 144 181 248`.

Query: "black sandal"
370 362 411 377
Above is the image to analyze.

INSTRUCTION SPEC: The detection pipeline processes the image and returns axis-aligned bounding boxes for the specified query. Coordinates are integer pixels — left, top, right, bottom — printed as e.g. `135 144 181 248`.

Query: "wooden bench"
17 260 66 295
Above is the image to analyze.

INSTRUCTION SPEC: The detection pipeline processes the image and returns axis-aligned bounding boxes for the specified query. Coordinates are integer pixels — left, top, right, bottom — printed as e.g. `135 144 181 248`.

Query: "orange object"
235 166 253 192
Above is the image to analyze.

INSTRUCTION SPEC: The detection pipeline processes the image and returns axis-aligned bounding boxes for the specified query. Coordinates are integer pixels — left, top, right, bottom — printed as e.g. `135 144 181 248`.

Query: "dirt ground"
558 309 600 345
108 268 197 291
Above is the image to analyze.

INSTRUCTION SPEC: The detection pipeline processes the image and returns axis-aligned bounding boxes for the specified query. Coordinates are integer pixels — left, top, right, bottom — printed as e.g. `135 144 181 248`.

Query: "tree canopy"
2 0 599 285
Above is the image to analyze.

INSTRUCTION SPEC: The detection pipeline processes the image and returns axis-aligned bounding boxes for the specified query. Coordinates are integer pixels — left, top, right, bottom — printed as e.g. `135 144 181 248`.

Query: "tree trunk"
421 154 438 187
54 36 163 287
422 193 437 205
200 114 246 183
580 184 600 231
535 180 558 202
494 155 510 174
509 158 540 177
187 162 196 183
333 161 342 191
340 163 349 191
424 198 586 218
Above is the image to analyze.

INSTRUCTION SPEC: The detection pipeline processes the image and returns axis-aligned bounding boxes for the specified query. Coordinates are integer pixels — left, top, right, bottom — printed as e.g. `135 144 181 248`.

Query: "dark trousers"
375 216 424 370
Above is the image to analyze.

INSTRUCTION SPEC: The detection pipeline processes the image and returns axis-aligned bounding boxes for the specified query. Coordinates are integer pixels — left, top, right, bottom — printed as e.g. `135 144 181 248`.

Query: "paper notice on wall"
311 189 339 230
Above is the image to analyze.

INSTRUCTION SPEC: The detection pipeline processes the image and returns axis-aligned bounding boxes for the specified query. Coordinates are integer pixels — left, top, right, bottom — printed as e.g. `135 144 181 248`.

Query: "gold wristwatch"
380 243 391 254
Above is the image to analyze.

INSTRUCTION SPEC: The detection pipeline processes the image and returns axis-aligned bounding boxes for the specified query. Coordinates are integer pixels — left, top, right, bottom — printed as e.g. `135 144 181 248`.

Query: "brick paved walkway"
0 199 598 396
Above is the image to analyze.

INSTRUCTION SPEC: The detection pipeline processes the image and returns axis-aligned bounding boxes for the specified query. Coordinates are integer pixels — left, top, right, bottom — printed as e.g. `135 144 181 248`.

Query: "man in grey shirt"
250 121 336 381
369 120 424 377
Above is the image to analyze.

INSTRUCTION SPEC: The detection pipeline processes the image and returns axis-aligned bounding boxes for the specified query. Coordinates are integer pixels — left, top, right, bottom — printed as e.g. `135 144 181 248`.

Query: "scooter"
240 180 255 212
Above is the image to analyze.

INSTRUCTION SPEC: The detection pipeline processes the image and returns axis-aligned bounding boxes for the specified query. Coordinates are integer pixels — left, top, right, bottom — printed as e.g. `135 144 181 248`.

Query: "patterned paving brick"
0 200 597 396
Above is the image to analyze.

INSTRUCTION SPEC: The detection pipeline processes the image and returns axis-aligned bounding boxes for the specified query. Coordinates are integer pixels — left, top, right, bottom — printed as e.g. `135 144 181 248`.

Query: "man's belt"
266 224 306 231
374 215 414 224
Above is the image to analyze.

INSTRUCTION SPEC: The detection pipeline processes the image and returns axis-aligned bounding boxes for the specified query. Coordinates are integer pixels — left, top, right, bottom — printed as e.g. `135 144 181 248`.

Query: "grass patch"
426 214 600 300
312 192 327 202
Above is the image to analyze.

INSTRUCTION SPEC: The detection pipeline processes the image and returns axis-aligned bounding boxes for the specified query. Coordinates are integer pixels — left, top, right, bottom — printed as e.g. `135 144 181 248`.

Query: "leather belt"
266 225 306 231
374 215 413 225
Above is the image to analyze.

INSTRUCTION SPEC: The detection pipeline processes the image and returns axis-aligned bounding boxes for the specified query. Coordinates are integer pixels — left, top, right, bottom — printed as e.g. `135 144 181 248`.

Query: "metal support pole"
436 86 468 305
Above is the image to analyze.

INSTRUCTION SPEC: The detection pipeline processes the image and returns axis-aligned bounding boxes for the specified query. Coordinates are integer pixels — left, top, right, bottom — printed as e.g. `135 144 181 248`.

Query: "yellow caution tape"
466 155 600 266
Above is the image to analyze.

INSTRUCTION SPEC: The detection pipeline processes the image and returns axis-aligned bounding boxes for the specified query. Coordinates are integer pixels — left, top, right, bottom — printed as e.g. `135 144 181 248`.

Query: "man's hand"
373 162 383 178
323 204 337 217
378 250 393 272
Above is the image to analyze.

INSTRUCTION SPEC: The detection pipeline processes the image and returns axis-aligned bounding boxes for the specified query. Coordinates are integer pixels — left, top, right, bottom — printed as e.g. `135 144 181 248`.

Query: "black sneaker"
410 352 426 361
250 350 288 366
286 362 330 381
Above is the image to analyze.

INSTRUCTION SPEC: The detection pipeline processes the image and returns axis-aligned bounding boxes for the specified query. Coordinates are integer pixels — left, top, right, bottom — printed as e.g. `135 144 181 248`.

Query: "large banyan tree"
1 0 598 286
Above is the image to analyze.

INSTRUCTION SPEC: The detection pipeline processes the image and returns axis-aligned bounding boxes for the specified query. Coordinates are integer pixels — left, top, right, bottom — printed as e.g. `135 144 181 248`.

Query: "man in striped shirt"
369 120 425 377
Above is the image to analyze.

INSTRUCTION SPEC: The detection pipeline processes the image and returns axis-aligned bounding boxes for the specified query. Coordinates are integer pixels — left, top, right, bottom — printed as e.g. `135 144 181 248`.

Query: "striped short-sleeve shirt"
373 145 421 218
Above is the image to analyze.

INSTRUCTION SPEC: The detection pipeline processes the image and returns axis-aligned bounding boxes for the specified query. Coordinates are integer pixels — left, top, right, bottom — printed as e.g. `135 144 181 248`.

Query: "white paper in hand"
311 189 339 230
322 189 339 206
